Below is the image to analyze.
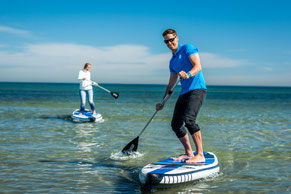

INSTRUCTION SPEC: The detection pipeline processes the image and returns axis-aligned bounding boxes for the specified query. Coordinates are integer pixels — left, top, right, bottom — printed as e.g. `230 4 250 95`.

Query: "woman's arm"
91 81 98 86
78 70 86 80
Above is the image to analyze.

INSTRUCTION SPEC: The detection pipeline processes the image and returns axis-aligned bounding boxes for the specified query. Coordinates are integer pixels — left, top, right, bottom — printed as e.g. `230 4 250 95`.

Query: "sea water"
0 82 290 193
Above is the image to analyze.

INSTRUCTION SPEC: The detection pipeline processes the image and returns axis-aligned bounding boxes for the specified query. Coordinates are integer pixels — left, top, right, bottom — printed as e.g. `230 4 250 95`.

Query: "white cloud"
283 61 291 66
0 25 30 36
0 43 250 84
0 43 171 83
206 74 291 86
200 52 249 68
263 67 273 72
0 44 7 48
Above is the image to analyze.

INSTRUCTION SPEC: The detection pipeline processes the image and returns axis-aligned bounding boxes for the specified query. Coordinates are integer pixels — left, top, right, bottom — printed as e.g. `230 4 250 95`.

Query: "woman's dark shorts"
171 89 206 138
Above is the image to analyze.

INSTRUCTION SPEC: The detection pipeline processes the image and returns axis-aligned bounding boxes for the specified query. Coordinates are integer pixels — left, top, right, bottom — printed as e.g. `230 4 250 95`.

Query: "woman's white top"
78 69 96 90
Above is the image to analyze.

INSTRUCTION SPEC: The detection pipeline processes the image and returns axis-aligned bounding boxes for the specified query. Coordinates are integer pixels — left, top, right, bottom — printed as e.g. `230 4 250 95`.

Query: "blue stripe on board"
73 112 93 116
163 164 219 177
150 166 181 174
149 164 219 177
154 152 215 165
154 158 215 165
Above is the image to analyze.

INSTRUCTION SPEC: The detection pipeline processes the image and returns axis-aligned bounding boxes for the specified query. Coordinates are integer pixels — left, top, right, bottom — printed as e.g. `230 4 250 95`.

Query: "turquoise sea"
0 82 290 193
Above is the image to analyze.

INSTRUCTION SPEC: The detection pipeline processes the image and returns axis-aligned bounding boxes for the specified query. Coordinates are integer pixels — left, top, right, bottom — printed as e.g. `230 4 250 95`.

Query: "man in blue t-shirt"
156 29 207 163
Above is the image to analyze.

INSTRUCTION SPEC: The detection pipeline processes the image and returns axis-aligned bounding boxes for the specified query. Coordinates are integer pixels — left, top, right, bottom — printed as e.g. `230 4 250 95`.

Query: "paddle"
121 78 180 155
96 84 119 99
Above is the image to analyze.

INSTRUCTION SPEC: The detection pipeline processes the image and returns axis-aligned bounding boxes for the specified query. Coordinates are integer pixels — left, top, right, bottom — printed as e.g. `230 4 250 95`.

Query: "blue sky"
0 0 290 86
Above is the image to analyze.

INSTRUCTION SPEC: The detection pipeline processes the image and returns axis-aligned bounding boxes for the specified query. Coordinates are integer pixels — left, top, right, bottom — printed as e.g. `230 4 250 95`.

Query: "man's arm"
156 73 179 111
179 53 202 79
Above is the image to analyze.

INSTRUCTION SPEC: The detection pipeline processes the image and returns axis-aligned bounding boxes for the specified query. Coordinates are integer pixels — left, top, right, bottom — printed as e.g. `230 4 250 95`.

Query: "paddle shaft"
137 79 180 137
95 84 119 99
96 85 111 93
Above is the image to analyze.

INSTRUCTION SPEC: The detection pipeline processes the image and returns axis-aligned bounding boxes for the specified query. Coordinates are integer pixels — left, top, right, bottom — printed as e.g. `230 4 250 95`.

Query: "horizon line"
0 81 290 88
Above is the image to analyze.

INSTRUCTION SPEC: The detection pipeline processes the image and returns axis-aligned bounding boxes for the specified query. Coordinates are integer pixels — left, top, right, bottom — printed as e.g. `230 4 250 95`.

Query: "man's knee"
184 118 200 135
171 120 187 138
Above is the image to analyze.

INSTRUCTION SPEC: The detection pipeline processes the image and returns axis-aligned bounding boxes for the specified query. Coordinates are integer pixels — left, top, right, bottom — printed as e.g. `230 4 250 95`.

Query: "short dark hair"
162 29 177 37
83 63 91 69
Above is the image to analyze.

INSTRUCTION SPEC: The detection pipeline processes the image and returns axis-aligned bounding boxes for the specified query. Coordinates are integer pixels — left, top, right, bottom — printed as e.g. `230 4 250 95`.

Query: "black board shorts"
171 89 206 138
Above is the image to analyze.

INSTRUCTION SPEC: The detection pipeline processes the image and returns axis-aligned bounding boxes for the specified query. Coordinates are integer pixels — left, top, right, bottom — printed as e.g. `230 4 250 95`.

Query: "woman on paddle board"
78 63 98 115
156 29 207 163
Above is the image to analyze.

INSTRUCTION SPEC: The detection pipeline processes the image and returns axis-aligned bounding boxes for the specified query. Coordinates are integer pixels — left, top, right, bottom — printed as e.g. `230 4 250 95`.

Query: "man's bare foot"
185 154 205 163
173 153 194 161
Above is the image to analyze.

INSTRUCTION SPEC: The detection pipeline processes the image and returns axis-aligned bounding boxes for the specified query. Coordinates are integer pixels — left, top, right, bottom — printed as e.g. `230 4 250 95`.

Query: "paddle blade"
121 136 139 155
111 92 119 99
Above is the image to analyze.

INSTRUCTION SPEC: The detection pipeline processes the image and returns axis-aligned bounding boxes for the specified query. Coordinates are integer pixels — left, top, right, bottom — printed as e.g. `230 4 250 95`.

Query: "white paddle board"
139 152 219 187
71 109 102 122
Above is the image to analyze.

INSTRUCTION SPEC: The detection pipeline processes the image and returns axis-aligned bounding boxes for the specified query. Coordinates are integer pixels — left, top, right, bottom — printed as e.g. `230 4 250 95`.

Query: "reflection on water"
0 83 290 193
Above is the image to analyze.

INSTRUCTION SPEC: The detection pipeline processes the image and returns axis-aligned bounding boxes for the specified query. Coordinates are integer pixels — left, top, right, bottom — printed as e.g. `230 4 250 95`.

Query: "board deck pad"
71 109 102 122
153 152 215 166
73 110 94 116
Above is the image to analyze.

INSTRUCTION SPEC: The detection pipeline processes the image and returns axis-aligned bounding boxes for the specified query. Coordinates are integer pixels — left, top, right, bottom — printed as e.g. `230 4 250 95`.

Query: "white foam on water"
110 151 144 160
95 118 104 123
179 172 221 193
202 171 221 181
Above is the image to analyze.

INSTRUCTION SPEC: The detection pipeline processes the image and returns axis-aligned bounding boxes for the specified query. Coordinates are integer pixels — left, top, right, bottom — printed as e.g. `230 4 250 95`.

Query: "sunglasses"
164 36 177 44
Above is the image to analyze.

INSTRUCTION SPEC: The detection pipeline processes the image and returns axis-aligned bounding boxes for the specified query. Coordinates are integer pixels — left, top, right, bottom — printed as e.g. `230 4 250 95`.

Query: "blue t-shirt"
169 44 207 95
